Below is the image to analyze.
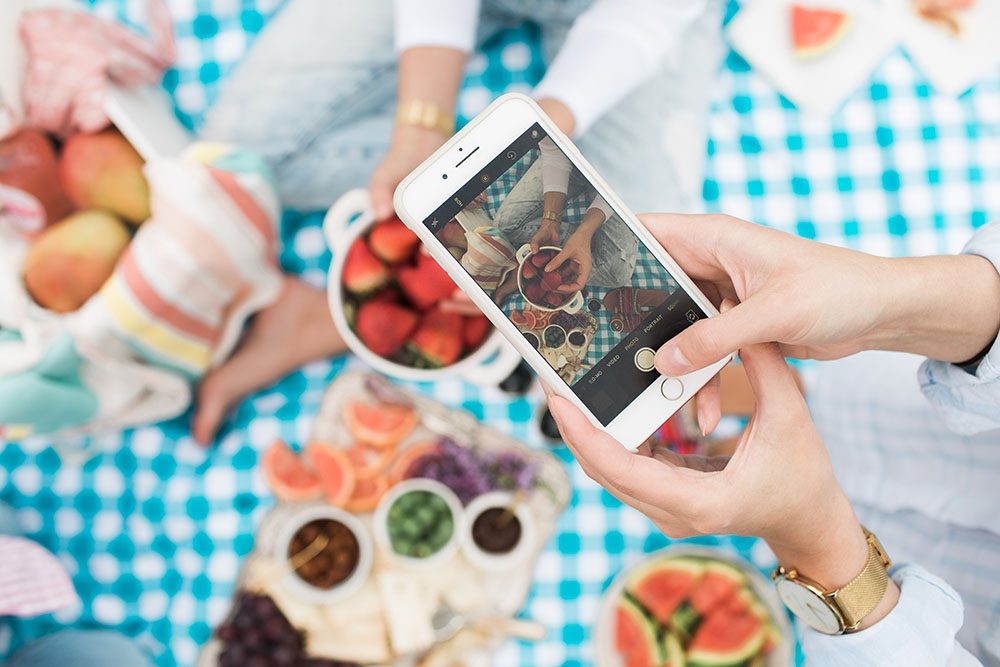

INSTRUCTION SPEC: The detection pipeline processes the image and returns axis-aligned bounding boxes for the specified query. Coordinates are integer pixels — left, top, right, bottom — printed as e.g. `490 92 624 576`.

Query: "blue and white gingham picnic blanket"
1 1 999 665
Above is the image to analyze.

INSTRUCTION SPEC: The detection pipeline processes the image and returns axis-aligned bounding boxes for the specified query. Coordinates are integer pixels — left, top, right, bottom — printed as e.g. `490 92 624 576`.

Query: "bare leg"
193 276 347 445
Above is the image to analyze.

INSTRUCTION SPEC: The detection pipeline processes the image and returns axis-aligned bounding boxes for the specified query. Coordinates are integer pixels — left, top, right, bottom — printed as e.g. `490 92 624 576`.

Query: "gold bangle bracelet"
396 99 455 137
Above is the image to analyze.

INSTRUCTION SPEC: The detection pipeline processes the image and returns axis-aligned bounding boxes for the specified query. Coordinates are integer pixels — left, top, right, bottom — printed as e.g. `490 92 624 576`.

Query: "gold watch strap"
542 210 560 223
832 527 892 630
396 99 455 137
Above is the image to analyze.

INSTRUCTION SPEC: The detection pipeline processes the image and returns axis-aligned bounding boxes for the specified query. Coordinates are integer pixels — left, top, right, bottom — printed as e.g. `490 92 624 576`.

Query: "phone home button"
660 377 684 401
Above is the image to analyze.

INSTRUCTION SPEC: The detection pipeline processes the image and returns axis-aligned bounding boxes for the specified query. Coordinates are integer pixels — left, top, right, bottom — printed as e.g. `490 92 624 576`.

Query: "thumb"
369 174 395 221
654 299 768 376
738 342 804 410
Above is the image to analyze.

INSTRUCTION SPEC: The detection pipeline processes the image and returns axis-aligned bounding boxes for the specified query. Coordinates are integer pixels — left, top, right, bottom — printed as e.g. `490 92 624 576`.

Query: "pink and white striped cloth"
0 536 78 618
18 0 175 136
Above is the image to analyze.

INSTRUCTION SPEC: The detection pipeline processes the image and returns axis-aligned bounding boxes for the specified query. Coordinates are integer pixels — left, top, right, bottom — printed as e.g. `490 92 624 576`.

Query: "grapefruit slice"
388 441 442 484
343 400 418 449
345 442 396 480
344 475 390 513
791 5 853 59
307 443 357 507
261 440 321 502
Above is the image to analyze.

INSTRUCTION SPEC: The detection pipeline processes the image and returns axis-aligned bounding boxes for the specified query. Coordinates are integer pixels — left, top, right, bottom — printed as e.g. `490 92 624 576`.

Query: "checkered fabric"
2 1 999 665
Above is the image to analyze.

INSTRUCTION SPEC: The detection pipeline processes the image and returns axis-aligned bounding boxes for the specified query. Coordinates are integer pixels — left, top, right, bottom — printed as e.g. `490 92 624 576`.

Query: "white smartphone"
394 94 732 449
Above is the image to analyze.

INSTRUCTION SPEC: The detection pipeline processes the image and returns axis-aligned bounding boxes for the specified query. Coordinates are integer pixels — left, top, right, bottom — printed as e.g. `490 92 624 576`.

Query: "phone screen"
423 123 706 425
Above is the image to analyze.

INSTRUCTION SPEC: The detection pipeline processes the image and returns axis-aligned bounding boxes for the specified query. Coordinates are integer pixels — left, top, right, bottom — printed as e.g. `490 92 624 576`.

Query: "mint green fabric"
0 334 98 436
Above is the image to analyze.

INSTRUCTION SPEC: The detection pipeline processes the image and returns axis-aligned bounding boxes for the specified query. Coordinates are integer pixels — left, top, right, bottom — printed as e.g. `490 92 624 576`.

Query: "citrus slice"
306 443 357 507
345 442 396 480
261 440 322 502
388 440 443 484
343 401 418 449
344 475 390 513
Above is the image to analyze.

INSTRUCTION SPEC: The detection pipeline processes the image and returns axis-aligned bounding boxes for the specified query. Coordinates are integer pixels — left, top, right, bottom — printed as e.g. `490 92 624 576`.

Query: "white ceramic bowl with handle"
323 188 520 384
514 243 585 314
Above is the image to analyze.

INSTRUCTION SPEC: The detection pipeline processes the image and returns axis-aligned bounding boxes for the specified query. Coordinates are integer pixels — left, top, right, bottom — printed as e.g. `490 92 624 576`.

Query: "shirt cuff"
393 0 481 53
801 564 965 666
532 0 704 135
919 221 1000 434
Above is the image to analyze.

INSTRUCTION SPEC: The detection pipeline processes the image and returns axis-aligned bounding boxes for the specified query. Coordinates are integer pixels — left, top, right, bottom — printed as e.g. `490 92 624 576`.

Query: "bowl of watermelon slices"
515 244 585 313
324 189 520 383
595 546 792 667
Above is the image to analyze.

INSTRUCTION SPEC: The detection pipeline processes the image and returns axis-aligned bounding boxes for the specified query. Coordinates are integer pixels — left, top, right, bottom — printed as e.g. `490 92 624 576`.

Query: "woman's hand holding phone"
640 213 1000 433
547 337 899 629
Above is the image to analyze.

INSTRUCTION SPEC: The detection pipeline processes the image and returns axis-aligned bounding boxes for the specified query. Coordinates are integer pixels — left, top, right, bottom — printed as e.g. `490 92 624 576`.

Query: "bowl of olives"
373 478 463 569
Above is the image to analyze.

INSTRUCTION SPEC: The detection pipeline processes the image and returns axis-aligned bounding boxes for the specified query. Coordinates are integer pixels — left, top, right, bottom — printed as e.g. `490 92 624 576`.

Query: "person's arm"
634 214 1000 432
546 335 980 666
369 1 478 219
918 222 1000 434
800 564 980 666
533 0 706 136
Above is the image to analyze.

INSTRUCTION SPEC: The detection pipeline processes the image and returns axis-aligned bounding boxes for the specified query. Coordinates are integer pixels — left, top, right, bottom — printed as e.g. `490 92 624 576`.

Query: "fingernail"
697 404 709 436
656 345 692 374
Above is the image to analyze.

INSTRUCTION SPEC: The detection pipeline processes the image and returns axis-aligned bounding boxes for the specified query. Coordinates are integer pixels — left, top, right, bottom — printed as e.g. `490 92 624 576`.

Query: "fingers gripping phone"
394 94 732 449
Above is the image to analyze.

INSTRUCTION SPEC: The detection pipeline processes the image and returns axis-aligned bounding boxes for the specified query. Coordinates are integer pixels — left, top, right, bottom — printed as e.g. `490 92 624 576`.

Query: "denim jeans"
0 503 151 667
201 0 725 213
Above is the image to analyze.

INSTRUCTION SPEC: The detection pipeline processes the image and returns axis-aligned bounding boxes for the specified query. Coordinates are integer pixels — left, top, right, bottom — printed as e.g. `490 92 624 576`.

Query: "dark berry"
539 408 562 443
499 361 534 394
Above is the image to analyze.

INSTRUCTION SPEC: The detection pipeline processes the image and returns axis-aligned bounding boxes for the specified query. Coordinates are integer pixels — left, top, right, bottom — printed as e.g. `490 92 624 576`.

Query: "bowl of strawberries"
515 244 585 314
324 189 520 384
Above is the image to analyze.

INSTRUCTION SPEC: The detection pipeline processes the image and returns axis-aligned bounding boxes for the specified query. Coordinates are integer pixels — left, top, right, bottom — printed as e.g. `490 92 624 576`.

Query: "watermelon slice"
626 557 704 625
689 560 747 615
615 597 665 667
687 604 767 667
791 5 853 59
662 632 685 667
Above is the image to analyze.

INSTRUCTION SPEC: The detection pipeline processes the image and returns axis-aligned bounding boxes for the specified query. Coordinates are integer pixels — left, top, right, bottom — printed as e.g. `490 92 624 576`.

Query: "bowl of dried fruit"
273 504 373 604
324 189 520 384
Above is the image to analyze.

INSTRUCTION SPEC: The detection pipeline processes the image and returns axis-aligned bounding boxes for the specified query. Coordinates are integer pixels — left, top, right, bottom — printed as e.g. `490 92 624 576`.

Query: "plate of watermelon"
596 546 792 667
515 244 585 313
324 189 520 384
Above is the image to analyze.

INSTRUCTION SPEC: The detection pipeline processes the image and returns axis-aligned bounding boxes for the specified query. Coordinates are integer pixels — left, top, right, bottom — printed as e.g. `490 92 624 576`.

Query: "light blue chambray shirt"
803 221 1000 666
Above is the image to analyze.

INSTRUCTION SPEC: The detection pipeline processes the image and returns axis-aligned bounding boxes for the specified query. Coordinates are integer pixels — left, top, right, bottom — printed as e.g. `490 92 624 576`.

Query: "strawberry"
540 270 563 291
530 252 550 268
369 287 401 304
343 238 391 296
462 315 491 350
395 251 457 310
408 308 462 367
356 301 419 357
369 218 420 264
543 291 566 307
522 262 539 280
523 282 544 303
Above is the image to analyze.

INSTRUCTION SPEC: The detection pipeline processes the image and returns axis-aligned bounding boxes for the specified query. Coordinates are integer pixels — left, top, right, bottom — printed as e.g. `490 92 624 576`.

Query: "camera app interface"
423 124 706 425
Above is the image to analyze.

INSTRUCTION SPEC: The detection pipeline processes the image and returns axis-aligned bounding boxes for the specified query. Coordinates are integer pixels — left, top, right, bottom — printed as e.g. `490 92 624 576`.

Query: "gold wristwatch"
396 99 455 137
542 210 560 224
771 526 891 635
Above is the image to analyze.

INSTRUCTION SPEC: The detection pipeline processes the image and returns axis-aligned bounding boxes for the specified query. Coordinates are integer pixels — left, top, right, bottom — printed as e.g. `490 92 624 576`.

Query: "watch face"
775 578 843 634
